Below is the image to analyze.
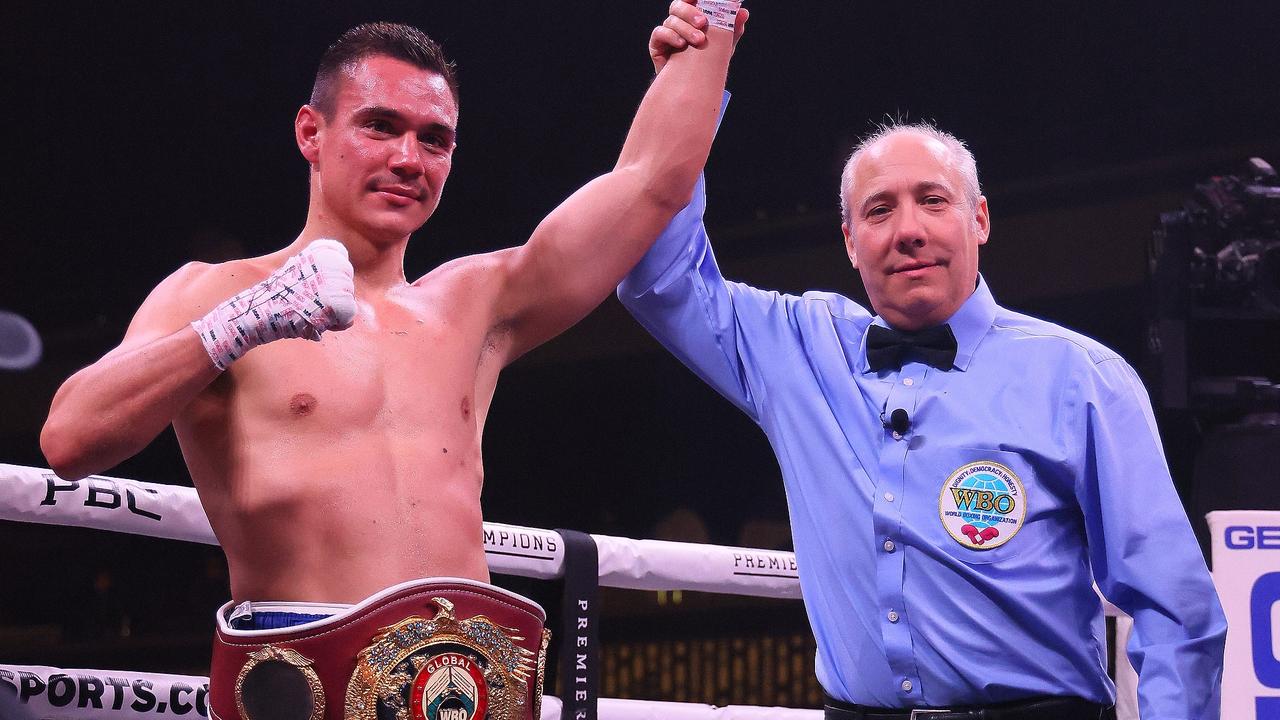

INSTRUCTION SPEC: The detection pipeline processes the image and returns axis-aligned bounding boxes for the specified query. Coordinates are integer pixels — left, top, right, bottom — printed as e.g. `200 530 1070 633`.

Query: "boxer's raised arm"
490 2 745 364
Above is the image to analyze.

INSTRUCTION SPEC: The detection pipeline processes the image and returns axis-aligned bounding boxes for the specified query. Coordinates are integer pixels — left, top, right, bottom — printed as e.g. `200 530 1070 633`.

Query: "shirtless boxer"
40 8 745 719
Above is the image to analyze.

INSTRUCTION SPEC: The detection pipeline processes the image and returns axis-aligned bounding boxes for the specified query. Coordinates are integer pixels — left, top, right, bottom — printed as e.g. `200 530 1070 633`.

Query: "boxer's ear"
295 105 323 163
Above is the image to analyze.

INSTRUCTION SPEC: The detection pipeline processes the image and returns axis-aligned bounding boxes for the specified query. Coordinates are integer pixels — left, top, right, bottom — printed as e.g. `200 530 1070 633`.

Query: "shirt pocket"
911 446 1040 566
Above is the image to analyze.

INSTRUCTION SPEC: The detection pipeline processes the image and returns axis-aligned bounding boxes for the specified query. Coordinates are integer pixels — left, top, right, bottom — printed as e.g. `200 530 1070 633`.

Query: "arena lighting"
0 310 42 371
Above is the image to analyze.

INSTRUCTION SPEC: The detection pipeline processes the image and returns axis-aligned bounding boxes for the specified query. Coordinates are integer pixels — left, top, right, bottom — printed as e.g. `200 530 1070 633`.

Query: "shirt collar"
857 274 997 374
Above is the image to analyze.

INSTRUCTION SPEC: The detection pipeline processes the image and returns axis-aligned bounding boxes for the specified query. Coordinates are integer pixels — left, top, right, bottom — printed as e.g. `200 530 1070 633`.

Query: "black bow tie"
866 323 958 371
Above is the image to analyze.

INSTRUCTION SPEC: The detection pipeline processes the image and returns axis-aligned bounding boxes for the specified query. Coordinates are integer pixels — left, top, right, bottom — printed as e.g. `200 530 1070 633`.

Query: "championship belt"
209 578 550 720
345 597 539 720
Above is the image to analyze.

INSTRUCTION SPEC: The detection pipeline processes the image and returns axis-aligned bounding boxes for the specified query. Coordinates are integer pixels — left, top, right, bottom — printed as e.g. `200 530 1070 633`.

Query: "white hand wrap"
695 0 741 32
190 239 357 371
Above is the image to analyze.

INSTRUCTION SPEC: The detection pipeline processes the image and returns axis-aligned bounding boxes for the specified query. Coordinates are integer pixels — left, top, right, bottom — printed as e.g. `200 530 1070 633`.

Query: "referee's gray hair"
838 122 982 226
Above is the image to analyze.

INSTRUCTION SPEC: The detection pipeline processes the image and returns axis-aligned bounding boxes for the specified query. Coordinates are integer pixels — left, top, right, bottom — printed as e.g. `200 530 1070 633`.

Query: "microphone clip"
882 408 911 435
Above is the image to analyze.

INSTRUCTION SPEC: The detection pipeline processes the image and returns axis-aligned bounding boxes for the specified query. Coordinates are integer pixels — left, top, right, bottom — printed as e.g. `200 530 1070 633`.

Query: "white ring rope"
1 462 1126 718
0 666 820 720
0 463 814 718
0 463 802 598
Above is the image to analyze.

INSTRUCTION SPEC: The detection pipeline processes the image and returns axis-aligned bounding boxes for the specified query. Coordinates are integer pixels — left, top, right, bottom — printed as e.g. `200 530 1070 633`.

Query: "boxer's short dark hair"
310 22 458 117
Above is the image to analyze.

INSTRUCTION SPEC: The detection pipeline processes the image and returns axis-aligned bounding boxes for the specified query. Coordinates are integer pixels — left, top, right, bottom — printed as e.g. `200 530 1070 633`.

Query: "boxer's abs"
174 309 501 604
185 422 490 603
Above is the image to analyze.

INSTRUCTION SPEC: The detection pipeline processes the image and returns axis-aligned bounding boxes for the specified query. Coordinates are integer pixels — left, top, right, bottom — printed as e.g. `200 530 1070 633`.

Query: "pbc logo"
40 474 162 521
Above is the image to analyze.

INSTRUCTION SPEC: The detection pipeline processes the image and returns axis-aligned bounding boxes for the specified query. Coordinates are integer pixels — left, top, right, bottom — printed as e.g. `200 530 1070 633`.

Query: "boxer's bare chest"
187 275 504 468
179 273 503 594
256 296 491 429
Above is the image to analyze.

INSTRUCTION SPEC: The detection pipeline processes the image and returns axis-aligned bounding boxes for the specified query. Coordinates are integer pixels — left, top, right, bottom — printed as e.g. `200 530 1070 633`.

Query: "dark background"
3 0 1280 680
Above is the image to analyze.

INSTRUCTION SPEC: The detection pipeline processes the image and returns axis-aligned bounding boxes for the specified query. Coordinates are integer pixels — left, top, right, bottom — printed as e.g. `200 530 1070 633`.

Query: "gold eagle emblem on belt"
345 597 542 720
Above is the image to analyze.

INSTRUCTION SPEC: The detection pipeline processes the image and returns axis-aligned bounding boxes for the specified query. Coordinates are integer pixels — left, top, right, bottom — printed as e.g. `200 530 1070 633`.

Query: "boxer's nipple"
289 392 319 416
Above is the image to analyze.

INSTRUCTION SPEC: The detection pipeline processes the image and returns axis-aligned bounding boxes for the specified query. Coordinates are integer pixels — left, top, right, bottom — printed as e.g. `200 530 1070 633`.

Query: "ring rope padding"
0 665 822 719
0 463 803 598
0 462 1125 718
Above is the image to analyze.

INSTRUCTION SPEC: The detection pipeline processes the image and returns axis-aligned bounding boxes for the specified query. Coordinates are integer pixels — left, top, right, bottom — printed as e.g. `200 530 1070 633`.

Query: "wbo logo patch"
411 648 488 720
939 460 1026 550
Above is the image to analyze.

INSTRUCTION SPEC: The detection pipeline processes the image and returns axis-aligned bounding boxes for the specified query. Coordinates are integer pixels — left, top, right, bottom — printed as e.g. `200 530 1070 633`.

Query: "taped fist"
191 239 356 370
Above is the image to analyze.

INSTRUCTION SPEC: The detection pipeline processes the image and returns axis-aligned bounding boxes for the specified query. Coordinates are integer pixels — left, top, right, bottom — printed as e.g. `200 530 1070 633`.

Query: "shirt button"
883 539 896 552
903 378 914 386
883 492 895 502
901 679 913 692
887 610 899 623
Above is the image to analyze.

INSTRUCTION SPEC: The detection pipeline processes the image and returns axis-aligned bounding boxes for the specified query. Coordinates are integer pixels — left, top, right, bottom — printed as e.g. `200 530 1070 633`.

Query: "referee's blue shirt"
618 176 1226 719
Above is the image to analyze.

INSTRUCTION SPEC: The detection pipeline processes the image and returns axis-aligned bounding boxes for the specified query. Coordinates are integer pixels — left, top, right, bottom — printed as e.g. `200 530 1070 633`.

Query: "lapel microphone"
885 408 911 435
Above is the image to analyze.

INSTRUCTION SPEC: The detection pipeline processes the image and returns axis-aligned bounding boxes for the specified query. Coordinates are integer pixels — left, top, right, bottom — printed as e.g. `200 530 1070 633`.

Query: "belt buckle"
909 710 954 719
345 597 538 720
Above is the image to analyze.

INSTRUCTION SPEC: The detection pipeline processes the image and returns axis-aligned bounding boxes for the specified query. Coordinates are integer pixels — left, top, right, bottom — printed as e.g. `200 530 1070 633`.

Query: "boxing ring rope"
0 464 803 597
0 463 815 719
0 666 818 720
0 463 1135 719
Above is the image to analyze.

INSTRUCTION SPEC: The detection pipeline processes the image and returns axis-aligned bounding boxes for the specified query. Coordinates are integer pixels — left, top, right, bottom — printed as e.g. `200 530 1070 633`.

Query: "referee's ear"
842 222 858 269
972 196 991 246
